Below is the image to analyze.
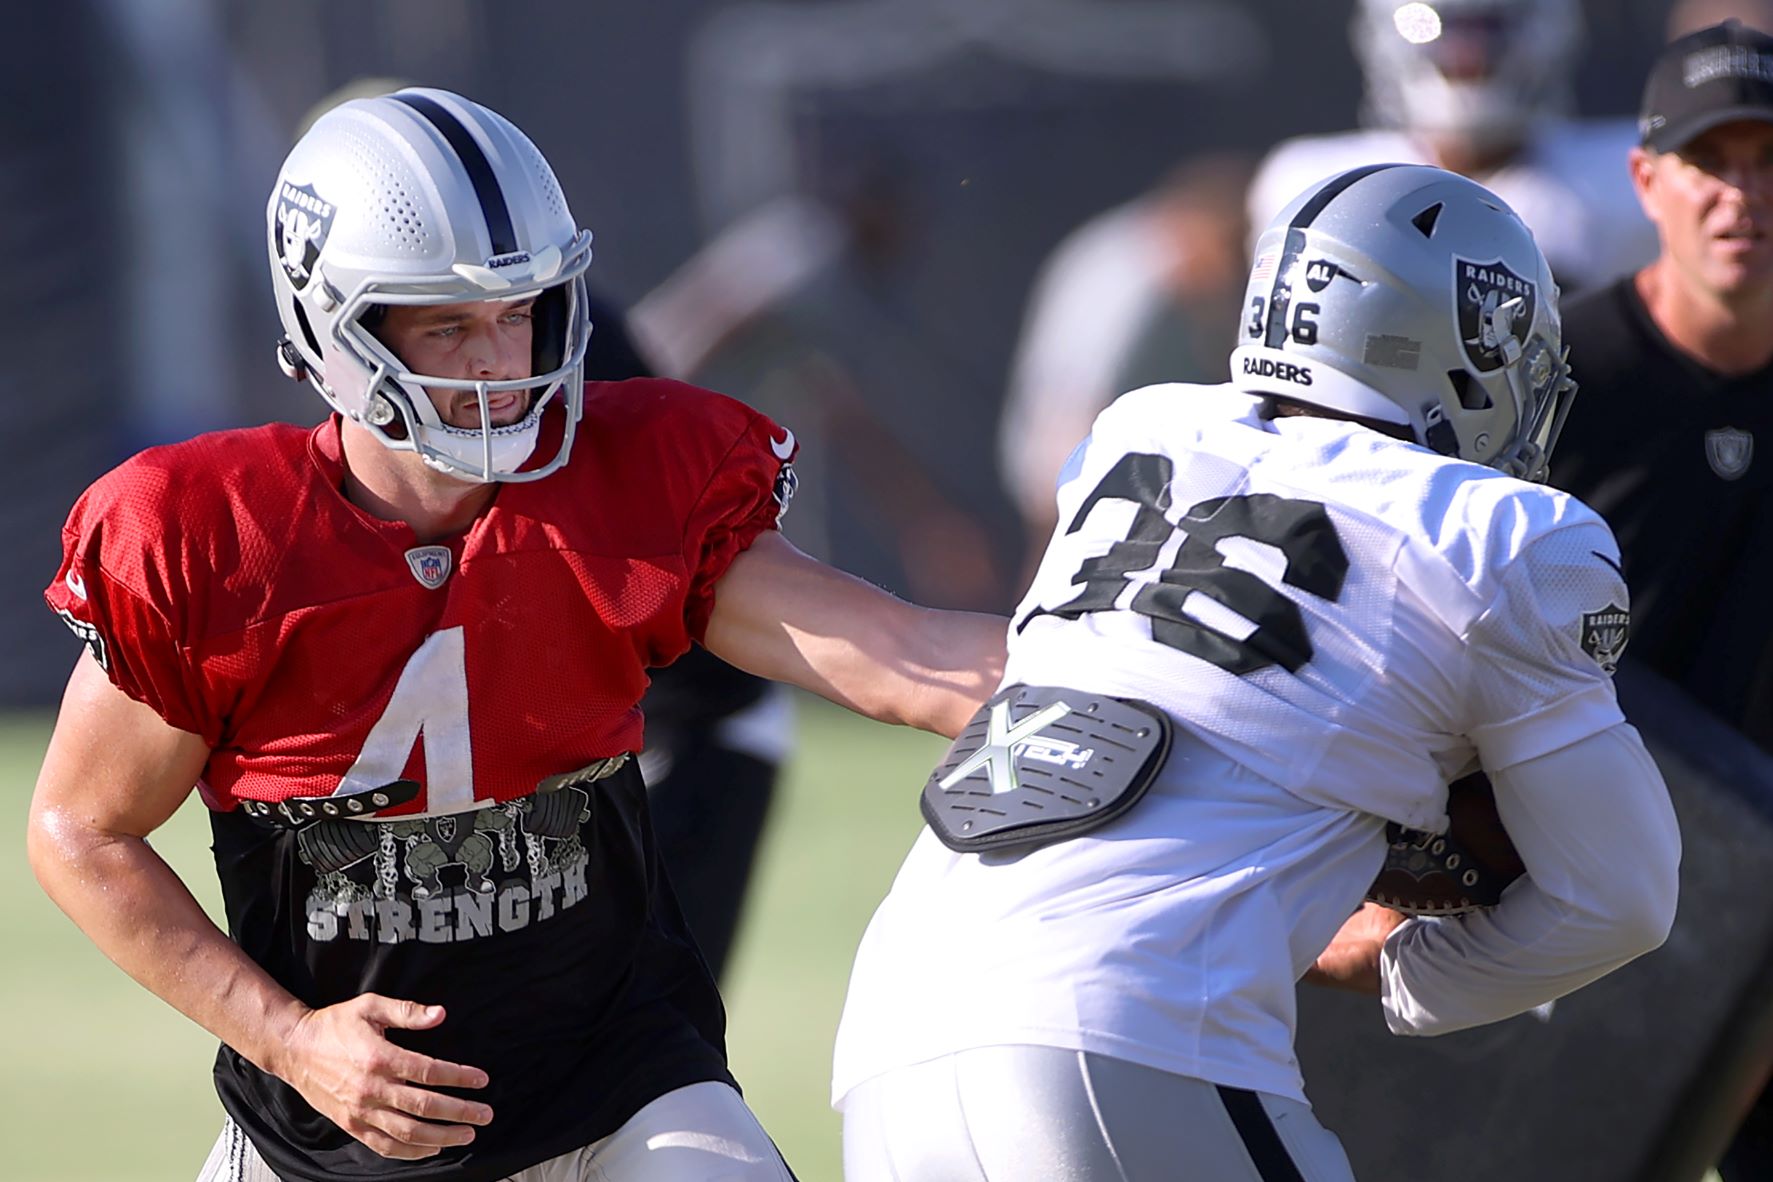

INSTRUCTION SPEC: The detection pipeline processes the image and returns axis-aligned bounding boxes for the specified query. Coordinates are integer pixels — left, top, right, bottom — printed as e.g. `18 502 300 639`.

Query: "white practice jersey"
1248 120 1657 293
833 384 1631 1109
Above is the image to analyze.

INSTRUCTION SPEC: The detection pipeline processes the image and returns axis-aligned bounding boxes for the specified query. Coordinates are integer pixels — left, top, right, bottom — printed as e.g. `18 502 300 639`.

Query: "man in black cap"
1551 19 1773 1181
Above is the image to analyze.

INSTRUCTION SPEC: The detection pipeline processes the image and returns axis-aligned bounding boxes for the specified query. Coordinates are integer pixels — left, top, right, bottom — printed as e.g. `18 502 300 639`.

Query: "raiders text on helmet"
1231 163 1576 483
1353 0 1583 146
267 88 594 482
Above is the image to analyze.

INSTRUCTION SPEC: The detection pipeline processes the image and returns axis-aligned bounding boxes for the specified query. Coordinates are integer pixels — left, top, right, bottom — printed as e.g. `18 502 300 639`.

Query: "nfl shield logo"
1705 427 1753 480
1455 257 1538 374
405 545 452 589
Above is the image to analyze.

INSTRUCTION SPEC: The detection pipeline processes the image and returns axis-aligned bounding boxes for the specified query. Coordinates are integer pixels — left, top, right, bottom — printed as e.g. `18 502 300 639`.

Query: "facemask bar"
1495 337 1576 483
321 231 594 482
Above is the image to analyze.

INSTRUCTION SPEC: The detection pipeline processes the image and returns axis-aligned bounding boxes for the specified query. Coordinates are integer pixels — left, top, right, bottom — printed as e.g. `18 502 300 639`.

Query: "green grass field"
0 696 942 1182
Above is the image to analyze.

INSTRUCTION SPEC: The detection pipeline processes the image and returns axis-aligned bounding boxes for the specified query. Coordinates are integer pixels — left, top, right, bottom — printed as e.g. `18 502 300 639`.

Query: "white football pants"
197 1080 795 1181
841 1045 1356 1182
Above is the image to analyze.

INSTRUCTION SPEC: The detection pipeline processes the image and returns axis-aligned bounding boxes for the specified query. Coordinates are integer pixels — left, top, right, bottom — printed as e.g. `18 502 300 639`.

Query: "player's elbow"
24 800 82 897
1594 842 1679 963
1623 845 1680 956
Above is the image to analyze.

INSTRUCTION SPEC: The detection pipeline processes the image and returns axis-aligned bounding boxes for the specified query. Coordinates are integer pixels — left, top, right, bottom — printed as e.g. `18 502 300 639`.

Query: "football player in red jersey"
25 89 1004 1182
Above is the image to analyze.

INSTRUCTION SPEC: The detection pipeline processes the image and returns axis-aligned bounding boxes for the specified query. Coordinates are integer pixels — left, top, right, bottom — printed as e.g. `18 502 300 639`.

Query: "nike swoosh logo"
65 570 88 600
770 428 795 461
1592 550 1625 579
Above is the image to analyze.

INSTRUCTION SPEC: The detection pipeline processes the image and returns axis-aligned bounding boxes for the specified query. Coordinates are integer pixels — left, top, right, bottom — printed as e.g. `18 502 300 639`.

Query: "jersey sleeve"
679 398 798 642
42 469 221 742
1461 518 1630 770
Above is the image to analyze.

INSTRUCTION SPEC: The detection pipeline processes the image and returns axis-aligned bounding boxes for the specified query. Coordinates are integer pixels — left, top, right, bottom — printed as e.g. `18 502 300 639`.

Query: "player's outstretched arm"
26 653 493 1161
703 531 1008 738
1378 722 1680 1036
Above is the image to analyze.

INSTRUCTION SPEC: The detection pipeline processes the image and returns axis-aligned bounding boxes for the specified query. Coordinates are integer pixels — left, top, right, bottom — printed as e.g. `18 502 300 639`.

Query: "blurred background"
0 1 1734 1179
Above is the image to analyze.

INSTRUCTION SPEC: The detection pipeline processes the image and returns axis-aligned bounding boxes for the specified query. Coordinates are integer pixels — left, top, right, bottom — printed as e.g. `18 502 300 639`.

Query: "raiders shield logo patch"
1705 426 1753 480
1456 257 1537 374
1580 603 1631 674
772 463 798 523
274 181 336 291
405 545 453 589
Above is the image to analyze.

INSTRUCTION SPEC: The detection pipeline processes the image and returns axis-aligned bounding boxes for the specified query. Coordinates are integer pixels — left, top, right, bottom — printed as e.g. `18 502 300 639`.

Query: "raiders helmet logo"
1579 603 1631 674
1305 259 1340 293
1455 258 1537 374
1705 426 1753 480
274 181 337 292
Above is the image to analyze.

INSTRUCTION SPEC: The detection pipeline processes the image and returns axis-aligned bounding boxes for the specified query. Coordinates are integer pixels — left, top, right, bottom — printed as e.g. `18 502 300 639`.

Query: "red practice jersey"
46 378 796 817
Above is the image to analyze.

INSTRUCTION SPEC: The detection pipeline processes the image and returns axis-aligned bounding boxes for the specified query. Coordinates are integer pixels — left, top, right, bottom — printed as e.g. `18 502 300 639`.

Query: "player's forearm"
878 604 1008 738
1380 726 1679 1035
1379 879 1671 1035
778 600 1006 737
705 533 1008 735
27 810 308 1077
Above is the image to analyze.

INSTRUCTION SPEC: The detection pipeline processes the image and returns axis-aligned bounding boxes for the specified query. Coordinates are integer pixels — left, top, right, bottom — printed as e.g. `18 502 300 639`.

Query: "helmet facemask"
320 236 594 483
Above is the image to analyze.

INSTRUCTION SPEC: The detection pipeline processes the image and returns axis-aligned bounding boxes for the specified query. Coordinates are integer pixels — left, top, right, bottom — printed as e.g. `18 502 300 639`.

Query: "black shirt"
1552 275 1773 749
213 765 731 1182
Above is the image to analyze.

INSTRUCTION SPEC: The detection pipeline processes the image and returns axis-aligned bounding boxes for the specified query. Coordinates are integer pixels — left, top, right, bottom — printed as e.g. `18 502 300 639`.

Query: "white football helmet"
267 87 593 482
1353 0 1583 147
1231 163 1575 483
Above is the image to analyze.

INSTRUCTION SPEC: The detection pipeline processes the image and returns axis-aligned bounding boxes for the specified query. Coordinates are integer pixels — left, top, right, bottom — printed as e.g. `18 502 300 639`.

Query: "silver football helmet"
1353 0 1583 146
1230 163 1575 483
267 87 593 482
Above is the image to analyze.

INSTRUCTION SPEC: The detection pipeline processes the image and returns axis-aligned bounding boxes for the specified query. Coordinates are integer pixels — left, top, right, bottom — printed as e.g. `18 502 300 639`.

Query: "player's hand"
275 993 493 1160
1304 902 1410 995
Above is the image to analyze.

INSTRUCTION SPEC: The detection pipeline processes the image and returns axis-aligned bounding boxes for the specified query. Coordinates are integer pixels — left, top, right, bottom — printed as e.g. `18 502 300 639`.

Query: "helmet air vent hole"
1411 202 1443 238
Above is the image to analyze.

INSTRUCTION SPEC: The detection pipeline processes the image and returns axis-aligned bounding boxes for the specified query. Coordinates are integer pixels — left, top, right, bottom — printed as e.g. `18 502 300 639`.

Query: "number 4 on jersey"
334 626 475 813
1024 452 1350 676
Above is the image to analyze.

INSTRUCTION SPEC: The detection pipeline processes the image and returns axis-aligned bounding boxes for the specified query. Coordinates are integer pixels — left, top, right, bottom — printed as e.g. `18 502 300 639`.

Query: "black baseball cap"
1640 20 1773 152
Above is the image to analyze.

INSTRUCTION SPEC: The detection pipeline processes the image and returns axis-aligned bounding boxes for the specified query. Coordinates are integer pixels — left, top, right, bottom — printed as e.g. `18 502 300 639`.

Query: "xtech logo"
1242 355 1314 386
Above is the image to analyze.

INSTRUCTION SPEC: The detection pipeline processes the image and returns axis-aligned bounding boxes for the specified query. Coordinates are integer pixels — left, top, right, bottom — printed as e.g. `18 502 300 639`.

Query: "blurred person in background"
834 163 1677 1182
27 86 1005 1182
995 152 1256 564
1671 0 1773 36
634 151 1007 615
1248 0 1657 295
1550 19 1773 1181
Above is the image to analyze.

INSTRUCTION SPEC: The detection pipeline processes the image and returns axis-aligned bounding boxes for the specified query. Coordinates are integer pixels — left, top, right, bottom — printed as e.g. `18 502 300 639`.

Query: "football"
1366 770 1526 916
